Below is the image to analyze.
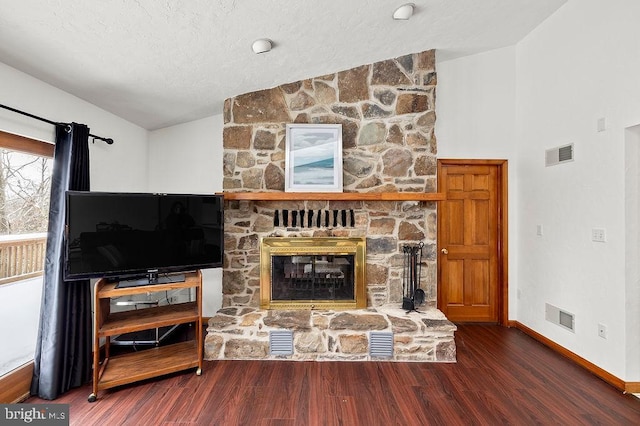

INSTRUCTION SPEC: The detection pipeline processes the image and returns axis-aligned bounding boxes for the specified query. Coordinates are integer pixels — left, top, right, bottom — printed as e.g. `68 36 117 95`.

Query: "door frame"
436 159 509 325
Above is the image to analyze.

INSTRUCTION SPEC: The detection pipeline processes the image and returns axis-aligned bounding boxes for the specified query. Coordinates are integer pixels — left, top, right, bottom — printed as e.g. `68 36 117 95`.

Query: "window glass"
0 135 53 377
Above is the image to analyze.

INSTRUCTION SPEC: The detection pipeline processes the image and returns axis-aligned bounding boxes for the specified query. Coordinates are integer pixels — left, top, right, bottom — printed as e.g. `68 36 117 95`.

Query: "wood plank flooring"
27 325 640 425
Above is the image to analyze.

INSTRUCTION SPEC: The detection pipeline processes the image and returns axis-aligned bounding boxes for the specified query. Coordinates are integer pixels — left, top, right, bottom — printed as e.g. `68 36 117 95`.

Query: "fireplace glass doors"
260 237 366 310
272 254 354 301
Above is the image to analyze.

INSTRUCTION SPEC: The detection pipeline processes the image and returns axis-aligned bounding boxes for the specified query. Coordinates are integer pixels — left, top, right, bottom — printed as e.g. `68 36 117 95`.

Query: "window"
0 130 53 377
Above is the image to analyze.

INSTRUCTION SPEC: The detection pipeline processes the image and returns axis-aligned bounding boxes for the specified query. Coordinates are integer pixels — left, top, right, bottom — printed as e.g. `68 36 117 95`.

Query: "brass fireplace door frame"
260 237 366 310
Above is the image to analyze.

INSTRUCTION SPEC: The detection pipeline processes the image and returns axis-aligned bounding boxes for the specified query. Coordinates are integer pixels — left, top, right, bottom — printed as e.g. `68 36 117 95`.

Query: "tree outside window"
0 150 52 236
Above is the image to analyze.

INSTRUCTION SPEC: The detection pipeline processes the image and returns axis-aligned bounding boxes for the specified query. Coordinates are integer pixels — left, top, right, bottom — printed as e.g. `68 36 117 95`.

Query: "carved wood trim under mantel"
219 192 445 202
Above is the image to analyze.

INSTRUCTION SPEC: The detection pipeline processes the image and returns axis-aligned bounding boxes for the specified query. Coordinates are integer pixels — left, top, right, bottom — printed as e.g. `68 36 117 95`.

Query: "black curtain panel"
31 123 92 400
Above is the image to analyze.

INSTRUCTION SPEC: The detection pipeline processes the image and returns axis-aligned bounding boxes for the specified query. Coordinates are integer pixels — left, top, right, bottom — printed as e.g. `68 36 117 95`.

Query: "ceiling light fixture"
393 3 415 20
252 39 272 54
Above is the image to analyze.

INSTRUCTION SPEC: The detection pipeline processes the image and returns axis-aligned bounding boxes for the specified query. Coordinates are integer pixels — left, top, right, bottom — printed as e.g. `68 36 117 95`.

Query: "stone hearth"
205 306 456 362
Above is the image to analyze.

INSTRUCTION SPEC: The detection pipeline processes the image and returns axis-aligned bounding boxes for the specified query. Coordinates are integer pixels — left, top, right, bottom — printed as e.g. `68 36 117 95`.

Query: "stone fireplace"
204 48 457 362
260 237 366 310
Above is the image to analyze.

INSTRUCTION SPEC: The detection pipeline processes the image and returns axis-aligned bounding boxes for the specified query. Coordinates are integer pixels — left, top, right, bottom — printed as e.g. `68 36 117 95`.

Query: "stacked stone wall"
222 49 438 309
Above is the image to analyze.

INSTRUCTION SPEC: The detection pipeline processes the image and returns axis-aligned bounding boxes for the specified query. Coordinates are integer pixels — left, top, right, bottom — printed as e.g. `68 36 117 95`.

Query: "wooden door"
437 160 507 324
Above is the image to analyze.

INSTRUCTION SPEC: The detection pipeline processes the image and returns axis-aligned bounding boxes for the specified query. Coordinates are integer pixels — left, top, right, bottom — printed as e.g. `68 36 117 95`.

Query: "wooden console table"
89 271 203 402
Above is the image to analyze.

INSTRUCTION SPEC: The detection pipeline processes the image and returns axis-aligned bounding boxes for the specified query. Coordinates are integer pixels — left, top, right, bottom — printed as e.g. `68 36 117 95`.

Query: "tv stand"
115 272 186 289
89 271 202 402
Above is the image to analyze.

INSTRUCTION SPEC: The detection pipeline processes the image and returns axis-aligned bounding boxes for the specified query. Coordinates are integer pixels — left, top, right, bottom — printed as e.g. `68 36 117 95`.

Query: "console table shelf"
220 192 445 202
96 341 199 391
98 302 199 337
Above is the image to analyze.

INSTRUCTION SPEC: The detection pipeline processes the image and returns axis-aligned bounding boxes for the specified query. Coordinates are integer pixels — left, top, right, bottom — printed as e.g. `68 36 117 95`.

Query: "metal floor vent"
545 143 574 167
369 332 394 358
269 330 294 355
545 303 575 332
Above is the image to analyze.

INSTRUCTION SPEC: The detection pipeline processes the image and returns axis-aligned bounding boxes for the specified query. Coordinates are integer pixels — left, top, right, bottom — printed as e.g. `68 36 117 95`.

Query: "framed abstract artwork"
284 124 343 192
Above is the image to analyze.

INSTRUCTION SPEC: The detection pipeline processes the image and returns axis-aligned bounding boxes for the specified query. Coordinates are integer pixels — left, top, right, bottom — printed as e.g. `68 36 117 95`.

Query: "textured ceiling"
0 0 566 130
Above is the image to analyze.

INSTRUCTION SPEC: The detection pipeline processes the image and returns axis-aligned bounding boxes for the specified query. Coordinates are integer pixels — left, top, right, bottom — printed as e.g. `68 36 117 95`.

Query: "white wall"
0 62 148 191
436 45 519 317
437 0 640 382
516 0 640 381
148 115 224 316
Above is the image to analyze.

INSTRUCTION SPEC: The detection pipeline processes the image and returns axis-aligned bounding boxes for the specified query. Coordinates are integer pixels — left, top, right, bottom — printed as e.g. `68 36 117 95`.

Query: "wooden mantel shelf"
219 191 445 202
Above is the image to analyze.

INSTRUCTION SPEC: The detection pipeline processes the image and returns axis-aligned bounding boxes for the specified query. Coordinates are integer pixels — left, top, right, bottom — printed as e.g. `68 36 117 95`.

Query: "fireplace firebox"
260 237 366 310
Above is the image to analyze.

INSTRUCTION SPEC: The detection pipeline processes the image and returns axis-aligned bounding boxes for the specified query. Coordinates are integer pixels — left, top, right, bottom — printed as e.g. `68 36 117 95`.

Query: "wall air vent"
545 143 574 167
545 303 575 332
369 332 394 358
269 330 294 355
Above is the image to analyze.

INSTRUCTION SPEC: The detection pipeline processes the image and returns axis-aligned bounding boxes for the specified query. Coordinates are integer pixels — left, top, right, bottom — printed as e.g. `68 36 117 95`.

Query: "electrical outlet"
536 224 543 236
592 228 606 242
598 323 607 339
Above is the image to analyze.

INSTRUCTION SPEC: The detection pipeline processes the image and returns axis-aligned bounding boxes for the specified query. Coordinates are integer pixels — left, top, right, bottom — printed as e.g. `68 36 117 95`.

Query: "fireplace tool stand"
402 242 425 313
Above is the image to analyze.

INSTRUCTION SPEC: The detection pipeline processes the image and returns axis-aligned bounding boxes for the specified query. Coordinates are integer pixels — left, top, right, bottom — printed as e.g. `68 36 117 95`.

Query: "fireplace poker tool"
291 210 298 227
350 210 355 227
317 210 322 227
308 210 314 228
402 242 425 313
333 210 339 227
282 210 288 227
402 245 413 311
325 210 330 227
273 210 280 227
341 210 347 227
413 242 425 306
299 210 305 228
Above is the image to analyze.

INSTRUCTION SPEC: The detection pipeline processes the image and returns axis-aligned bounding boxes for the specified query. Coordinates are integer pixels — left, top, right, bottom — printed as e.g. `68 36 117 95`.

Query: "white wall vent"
545 143 574 167
269 330 294 355
369 332 394 358
545 303 575 332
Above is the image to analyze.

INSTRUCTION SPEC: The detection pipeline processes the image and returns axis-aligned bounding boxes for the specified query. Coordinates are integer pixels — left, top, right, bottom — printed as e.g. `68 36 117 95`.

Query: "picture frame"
285 123 343 192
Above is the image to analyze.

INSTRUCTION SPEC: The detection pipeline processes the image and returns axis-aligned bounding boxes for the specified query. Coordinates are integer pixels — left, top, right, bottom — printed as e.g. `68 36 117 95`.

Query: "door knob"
441 248 448 254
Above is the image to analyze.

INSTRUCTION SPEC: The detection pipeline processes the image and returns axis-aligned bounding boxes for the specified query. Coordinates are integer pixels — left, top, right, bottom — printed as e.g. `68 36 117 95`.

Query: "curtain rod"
0 103 114 145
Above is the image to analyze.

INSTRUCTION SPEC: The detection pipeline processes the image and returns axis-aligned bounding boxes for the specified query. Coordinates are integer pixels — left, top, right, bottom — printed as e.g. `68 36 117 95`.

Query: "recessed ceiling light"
393 3 415 20
252 39 272 54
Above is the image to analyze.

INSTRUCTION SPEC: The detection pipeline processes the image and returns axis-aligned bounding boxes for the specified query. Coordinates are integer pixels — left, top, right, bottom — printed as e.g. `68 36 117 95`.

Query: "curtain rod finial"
91 136 114 145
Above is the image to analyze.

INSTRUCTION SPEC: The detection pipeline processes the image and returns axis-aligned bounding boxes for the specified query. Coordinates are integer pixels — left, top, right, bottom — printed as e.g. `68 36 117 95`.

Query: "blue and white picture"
285 124 343 192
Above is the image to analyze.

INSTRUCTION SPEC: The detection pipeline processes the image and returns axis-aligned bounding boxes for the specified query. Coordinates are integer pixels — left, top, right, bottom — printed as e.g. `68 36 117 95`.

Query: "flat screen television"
64 191 223 286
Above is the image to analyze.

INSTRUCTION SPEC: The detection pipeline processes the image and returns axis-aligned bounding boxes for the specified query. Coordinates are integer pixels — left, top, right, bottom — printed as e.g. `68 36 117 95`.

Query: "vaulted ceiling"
0 1 566 130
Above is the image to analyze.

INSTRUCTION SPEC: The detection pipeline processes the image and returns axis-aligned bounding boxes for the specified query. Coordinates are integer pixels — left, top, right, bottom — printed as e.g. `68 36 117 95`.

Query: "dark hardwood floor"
27 325 640 425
